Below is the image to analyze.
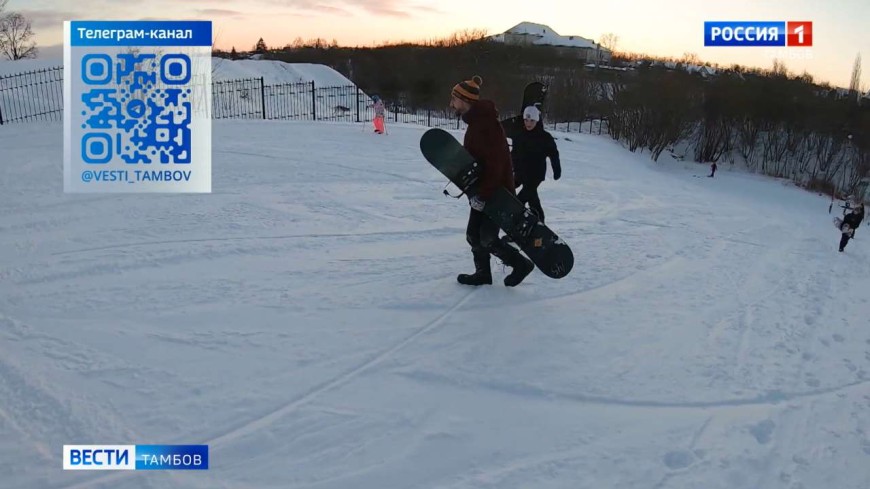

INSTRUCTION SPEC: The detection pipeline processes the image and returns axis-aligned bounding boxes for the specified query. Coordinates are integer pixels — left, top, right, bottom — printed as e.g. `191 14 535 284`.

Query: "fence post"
356 87 360 123
260 77 266 119
427 109 431 127
311 80 316 120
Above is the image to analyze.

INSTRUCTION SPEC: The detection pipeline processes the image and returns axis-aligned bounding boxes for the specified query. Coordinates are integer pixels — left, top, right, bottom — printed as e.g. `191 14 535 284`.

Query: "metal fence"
210 77 470 129
0 65 607 134
0 67 64 124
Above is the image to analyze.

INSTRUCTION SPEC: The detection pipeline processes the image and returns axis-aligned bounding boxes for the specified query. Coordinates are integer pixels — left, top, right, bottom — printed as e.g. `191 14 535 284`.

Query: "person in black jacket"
510 105 561 224
839 202 864 252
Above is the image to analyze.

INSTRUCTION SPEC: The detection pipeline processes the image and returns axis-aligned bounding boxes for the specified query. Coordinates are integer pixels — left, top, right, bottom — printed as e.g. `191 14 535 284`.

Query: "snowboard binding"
442 162 480 198
498 207 539 247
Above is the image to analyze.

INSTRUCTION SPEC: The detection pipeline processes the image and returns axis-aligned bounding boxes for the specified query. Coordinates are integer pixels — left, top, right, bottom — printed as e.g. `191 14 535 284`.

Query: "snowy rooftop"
496 21 605 50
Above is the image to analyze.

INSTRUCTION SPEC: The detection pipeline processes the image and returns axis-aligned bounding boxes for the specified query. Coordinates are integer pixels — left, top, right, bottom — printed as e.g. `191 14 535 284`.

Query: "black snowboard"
501 81 548 140
419 128 573 279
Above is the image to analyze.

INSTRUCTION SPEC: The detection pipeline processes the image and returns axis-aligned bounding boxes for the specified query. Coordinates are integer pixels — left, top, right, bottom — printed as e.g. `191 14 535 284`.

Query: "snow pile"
0 57 371 123
211 59 356 87
0 58 60 77
0 57 356 87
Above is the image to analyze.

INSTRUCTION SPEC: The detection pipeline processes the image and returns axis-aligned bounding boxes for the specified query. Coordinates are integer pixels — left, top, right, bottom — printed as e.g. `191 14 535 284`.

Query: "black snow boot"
457 250 492 286
504 255 534 287
839 234 850 252
492 243 534 287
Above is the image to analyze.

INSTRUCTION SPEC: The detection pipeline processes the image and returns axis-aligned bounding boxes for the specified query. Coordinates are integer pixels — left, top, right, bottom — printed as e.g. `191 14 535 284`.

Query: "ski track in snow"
393 362 870 409
58 290 478 489
205 290 479 446
48 227 463 257
2 120 870 489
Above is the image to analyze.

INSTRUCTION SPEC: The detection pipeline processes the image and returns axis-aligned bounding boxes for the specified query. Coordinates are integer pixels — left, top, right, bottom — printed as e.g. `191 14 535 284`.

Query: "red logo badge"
787 21 812 46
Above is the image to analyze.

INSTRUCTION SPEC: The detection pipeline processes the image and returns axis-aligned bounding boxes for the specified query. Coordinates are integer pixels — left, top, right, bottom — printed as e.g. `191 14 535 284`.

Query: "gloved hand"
469 195 485 211
553 168 561 181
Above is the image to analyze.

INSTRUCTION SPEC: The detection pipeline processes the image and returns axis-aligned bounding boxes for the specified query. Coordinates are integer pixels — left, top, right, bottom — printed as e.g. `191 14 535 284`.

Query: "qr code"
80 52 192 164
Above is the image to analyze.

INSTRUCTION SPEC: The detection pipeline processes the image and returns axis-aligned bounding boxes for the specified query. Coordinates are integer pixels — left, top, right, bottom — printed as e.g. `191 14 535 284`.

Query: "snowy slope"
1 120 870 489
1 57 371 125
0 59 60 77
211 59 356 86
0 57 355 87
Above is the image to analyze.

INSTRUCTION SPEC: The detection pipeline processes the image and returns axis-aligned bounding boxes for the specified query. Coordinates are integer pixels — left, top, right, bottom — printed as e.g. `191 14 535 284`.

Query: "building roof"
499 22 608 51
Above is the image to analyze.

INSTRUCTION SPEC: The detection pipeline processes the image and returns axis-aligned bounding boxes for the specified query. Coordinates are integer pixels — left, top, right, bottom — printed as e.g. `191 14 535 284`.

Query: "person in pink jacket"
371 95 386 134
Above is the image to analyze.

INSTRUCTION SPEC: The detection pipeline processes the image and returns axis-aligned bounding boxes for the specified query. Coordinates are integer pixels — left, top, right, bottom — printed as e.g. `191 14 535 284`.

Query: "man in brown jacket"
449 75 535 287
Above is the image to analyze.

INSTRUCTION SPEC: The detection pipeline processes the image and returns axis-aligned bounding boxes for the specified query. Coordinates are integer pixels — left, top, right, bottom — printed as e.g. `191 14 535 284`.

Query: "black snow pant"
517 180 545 223
840 231 852 251
466 208 524 271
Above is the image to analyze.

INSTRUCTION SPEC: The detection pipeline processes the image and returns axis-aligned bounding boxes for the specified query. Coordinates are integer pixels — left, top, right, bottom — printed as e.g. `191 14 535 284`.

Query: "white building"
490 22 612 65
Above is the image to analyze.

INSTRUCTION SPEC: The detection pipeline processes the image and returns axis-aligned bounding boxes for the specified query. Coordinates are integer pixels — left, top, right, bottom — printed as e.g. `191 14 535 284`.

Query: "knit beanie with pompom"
452 75 483 103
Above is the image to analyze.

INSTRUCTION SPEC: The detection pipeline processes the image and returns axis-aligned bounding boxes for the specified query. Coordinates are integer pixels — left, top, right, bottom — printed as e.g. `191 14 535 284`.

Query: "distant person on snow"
709 162 717 178
509 105 561 225
371 95 386 134
839 202 864 252
448 75 534 287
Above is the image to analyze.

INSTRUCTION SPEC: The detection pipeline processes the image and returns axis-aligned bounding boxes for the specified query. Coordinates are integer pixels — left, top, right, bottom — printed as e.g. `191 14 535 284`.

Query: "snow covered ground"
1 119 870 489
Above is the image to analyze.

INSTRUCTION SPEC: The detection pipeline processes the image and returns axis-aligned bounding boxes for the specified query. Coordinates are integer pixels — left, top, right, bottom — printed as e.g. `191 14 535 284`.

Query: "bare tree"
737 117 762 169
771 58 789 77
600 33 619 53
682 52 700 65
211 29 223 76
850 53 861 100
0 12 37 60
436 28 489 48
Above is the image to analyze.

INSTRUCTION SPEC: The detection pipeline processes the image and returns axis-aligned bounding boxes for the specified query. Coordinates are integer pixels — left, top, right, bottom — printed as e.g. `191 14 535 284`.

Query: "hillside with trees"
215 30 870 199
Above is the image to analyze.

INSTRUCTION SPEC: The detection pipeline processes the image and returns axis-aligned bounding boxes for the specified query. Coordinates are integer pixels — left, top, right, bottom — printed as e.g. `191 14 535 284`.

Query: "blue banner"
135 445 209 470
704 21 786 47
70 21 212 46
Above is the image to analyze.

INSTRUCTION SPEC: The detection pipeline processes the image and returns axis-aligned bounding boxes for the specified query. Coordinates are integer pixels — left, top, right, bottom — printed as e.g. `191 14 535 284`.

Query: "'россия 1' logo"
704 21 812 47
